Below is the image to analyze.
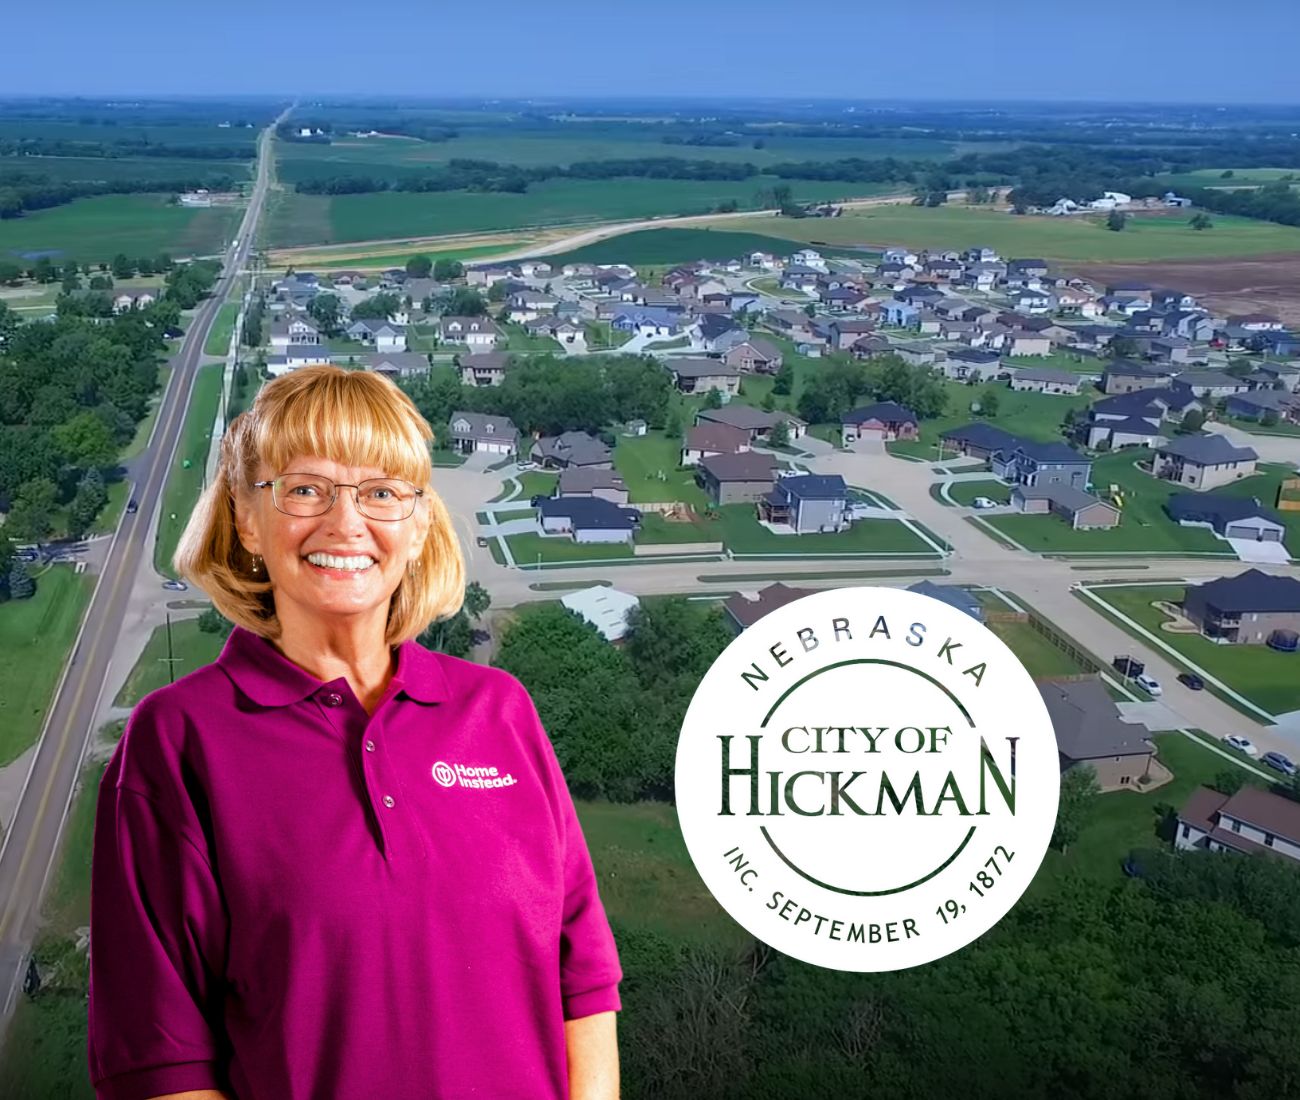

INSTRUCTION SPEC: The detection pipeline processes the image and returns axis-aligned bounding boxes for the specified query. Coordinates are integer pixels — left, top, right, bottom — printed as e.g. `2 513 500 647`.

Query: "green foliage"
66 468 107 539
704 387 723 410
1212 769 1246 796
306 291 345 336
164 259 219 309
1106 209 1127 231
7 558 34 600
418 582 491 659
771 362 794 396
769 418 789 447
349 291 402 321
5 478 58 542
196 607 234 637
405 254 433 278
978 387 1001 417
1052 763 1100 851
1190 212 1214 230
432 258 464 281
445 287 487 316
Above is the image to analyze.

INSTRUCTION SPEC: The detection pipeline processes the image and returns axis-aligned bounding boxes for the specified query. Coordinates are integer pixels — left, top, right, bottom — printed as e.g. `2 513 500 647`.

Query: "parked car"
1261 751 1297 776
1223 734 1258 757
971 496 998 510
161 579 188 592
1177 672 1204 691
15 547 40 562
1134 673 1162 696
126 499 139 515
516 460 537 471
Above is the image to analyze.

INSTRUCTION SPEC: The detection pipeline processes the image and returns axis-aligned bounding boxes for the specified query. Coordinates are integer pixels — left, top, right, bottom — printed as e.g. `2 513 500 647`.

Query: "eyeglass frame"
252 473 426 522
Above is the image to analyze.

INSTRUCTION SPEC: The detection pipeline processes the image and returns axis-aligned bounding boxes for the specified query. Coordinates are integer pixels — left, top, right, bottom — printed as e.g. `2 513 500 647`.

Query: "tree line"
0 171 242 219
0 138 255 160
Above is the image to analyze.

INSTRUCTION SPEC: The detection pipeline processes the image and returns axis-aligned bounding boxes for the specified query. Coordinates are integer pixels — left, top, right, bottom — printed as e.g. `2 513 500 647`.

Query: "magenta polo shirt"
87 625 622 1100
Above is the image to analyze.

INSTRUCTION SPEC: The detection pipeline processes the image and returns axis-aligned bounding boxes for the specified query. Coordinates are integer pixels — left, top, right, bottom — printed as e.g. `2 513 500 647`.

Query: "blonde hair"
174 364 466 645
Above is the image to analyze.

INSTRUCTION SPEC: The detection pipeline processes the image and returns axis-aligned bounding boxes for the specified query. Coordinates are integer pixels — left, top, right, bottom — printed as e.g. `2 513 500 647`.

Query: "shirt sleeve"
516 685 623 1020
88 722 232 1099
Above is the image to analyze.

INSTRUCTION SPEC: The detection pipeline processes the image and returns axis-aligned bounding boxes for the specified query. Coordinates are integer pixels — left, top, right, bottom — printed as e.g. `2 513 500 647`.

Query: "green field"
1084 583 1300 717
155 364 223 577
0 154 252 185
0 194 241 264
543 227 807 267
614 431 709 508
264 179 898 248
945 478 1012 506
113 615 226 708
0 566 95 766
704 204 1300 261
506 532 634 564
203 299 240 356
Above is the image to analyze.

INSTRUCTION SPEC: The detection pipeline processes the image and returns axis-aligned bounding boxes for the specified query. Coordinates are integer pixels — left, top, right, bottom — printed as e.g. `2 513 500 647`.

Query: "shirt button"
322 692 343 707
365 739 376 752
383 795 395 808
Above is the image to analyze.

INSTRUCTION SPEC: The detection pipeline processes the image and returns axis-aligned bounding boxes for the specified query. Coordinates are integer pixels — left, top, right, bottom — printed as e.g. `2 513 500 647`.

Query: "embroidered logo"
432 760 518 790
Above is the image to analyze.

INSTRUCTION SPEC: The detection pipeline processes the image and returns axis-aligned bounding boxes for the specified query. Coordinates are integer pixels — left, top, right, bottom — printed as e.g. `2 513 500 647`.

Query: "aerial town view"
1 5 1300 1098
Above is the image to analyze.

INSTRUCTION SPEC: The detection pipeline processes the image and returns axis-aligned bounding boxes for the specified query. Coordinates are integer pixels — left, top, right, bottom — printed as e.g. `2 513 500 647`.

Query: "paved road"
0 108 287 1032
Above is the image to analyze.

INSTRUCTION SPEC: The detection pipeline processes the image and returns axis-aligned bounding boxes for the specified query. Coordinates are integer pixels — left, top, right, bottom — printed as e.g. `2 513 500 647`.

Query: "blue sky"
6 0 1300 103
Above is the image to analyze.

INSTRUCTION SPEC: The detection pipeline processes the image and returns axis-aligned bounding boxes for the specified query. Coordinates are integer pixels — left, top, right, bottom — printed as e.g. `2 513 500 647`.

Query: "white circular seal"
675 585 1059 972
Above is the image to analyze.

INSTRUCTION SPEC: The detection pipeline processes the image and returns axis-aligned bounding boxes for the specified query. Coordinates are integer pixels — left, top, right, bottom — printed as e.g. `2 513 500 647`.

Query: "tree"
111 253 136 279
760 390 776 412
1189 212 1213 231
1109 335 1140 359
802 302 817 319
487 280 509 303
445 288 487 316
1052 764 1100 852
405 254 433 278
1261 408 1280 427
977 388 1000 417
432 259 464 281
53 412 118 468
704 387 723 409
307 292 345 336
67 467 108 539
1221 169 1235 179
1106 210 1127 232
771 362 794 397
769 419 790 448
1180 408 1206 433
6 478 59 542
197 607 234 637
7 559 34 600
1212 769 1246 796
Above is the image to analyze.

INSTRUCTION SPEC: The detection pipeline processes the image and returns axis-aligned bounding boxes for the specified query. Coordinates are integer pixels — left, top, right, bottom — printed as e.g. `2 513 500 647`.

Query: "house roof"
698 451 778 483
1092 392 1164 417
558 467 626 494
458 351 510 372
941 422 1025 451
1179 785 1300 850
1014 484 1112 513
366 352 428 373
685 422 749 454
697 404 786 432
842 401 918 426
1173 370 1242 388
906 581 983 619
561 586 640 642
533 431 612 466
440 315 500 335
448 410 518 443
723 582 817 629
668 358 741 380
1091 415 1163 437
1158 435 1258 464
698 313 743 339
730 336 782 362
1010 439 1089 465
1104 359 1168 380
1014 367 1078 385
1166 493 1284 528
1038 678 1154 762
775 474 847 501
538 496 638 530
1191 569 1300 614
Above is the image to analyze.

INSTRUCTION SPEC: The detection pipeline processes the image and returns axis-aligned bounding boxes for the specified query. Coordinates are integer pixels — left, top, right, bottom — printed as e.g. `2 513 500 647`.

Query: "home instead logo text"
432 761 518 789
675 586 1060 972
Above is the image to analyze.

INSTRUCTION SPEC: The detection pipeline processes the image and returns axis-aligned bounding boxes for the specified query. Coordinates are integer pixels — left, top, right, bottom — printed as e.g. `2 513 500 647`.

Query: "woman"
87 365 622 1100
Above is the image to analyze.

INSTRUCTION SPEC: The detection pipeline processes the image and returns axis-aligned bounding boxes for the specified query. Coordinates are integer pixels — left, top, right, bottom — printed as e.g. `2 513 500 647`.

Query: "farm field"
542 227 808 267
263 178 897 248
0 154 252 184
701 204 1300 261
0 194 241 264
1083 583 1300 717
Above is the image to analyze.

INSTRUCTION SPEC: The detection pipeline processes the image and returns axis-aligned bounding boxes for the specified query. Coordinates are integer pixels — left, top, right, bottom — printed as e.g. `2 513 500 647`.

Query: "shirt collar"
217 625 451 707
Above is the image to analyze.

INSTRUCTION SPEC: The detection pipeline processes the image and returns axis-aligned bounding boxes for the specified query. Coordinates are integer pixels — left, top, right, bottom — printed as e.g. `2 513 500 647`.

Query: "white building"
561 586 641 642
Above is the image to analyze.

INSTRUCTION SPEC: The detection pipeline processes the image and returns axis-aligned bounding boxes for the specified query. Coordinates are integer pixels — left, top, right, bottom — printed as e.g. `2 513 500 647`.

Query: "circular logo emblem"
675 586 1059 972
431 760 457 787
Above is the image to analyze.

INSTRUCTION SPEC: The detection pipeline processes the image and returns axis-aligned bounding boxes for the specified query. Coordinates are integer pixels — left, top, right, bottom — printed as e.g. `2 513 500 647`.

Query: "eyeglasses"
254 473 425 521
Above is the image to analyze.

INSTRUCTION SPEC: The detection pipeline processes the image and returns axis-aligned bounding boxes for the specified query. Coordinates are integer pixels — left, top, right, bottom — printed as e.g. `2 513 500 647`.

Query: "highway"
0 108 285 1034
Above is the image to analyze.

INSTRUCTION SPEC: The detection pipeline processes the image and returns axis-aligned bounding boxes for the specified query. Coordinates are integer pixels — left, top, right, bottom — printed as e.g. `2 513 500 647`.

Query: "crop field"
275 129 960 178
0 119 260 144
0 154 252 184
702 204 1300 261
263 177 894 248
0 194 240 263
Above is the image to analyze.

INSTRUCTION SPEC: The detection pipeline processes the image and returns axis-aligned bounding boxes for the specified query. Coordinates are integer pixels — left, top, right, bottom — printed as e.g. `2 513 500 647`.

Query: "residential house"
269 315 320 349
1040 678 1156 791
695 313 749 354
439 316 502 350
841 402 919 445
1003 330 1053 357
682 422 750 466
1173 369 1250 400
612 308 679 338
447 411 517 456
828 319 878 351
1007 259 1050 279
457 351 510 387
893 341 938 367
992 441 1092 490
851 335 894 360
365 352 429 380
561 586 640 641
723 582 818 631
1080 394 1167 449
466 264 516 288
531 431 613 470
504 292 558 324
724 337 784 374
537 497 640 544
346 318 408 353
1010 367 1083 395
265 344 331 377
1152 436 1258 491
1181 569 1300 644
882 301 921 328
696 404 806 442
1177 786 1300 863
1011 484 1120 529
942 349 1004 383
666 358 741 396
696 451 779 505
907 581 985 621
1011 289 1054 314
767 309 819 344
939 423 1025 461
557 468 629 505
1226 389 1300 424
758 474 851 534
1102 360 1176 396
1165 495 1288 544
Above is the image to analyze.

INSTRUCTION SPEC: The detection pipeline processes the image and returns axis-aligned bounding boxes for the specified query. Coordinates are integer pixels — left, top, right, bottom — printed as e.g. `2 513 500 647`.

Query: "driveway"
1228 537 1292 564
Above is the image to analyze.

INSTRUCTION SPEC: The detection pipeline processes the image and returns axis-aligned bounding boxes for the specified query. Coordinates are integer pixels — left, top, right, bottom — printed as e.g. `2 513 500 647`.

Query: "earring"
251 554 262 575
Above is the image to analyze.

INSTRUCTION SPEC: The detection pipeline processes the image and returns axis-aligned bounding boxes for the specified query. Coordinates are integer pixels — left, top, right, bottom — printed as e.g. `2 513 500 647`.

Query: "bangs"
252 369 432 485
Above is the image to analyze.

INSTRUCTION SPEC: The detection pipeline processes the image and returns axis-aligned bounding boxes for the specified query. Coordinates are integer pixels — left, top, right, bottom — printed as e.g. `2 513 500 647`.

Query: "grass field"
154 364 223 578
506 532 634 564
543 227 808 267
0 566 95 766
0 153 252 185
264 178 897 248
614 432 709 508
1083 583 1300 717
945 479 1011 506
203 299 240 356
0 194 241 264
703 204 1300 261
113 616 225 708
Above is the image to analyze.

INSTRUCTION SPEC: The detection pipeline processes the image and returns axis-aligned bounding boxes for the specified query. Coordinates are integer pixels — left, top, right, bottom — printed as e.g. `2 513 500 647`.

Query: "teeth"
306 552 375 571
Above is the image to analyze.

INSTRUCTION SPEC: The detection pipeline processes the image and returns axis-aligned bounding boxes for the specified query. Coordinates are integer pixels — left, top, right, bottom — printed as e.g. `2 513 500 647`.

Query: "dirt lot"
1071 253 1300 325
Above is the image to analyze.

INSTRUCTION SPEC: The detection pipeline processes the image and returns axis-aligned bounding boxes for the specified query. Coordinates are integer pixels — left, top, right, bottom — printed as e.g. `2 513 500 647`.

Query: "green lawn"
614 432 707 508
490 470 558 502
502 322 561 353
717 504 937 556
203 299 240 357
583 321 632 351
113 616 226 708
987 618 1090 678
0 194 241 265
984 455 1295 556
636 512 722 544
889 381 1093 459
89 480 130 536
506 532 633 564
945 479 1011 506
707 205 1300 261
0 566 95 766
154 364 223 578
1082 583 1300 717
